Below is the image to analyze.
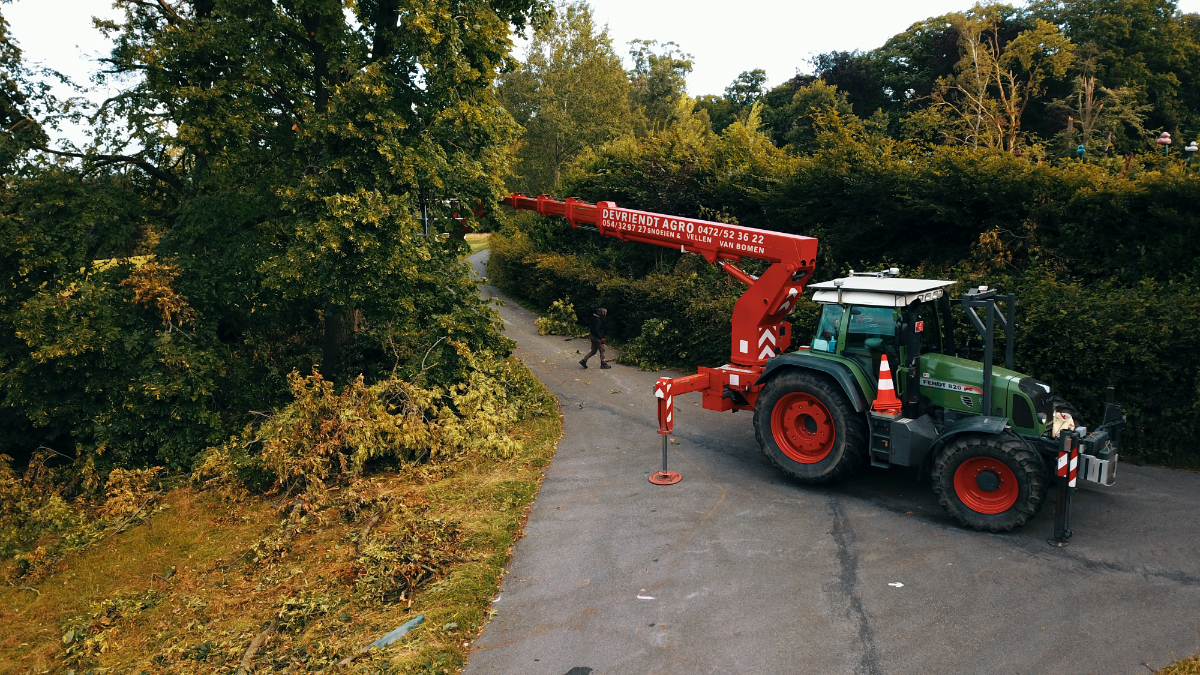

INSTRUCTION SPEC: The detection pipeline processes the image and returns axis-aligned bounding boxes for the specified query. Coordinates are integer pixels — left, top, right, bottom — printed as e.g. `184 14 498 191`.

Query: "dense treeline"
489 0 1200 467
0 0 556 565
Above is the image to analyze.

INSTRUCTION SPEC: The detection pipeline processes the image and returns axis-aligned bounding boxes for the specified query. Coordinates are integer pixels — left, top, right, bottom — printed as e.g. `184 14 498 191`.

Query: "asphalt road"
464 250 1200 675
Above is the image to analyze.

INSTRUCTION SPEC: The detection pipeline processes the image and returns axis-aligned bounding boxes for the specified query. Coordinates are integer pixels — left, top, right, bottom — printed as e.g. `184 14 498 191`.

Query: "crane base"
649 471 682 485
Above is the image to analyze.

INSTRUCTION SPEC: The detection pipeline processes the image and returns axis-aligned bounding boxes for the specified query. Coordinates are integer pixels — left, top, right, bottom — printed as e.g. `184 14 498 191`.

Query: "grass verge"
465 233 490 256
0 358 561 674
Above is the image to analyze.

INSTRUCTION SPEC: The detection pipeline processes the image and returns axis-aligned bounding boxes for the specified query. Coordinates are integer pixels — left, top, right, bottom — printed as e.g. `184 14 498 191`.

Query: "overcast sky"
10 0 1200 143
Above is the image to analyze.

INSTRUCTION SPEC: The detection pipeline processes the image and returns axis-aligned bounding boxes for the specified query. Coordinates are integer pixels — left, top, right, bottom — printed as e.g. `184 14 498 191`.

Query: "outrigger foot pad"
649 471 682 485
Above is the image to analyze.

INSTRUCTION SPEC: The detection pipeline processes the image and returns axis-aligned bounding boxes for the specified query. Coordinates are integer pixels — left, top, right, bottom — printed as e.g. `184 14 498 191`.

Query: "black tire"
932 433 1047 532
753 369 868 484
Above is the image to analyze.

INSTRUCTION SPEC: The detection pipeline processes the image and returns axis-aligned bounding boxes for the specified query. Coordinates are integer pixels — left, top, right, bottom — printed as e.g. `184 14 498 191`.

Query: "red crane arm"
502 193 822 441
502 194 817 269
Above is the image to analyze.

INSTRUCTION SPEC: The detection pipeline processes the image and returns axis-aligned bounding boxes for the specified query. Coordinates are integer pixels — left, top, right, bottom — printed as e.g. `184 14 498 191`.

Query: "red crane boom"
502 194 819 447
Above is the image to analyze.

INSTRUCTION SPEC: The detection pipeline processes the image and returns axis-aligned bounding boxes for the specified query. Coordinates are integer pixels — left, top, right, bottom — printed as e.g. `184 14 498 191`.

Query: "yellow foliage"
98 467 163 520
118 260 196 330
196 351 536 504
1159 656 1200 675
536 298 588 337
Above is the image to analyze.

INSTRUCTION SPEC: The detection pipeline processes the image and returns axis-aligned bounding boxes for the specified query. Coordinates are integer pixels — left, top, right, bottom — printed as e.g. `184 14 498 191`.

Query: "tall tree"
499 1 630 191
1031 0 1200 134
628 39 693 129
83 0 545 378
1 0 547 468
935 5 1074 151
1053 54 1150 153
724 68 768 107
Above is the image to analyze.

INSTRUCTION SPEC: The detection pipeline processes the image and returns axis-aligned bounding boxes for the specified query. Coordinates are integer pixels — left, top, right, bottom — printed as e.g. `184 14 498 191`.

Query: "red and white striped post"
650 378 682 485
1049 430 1078 547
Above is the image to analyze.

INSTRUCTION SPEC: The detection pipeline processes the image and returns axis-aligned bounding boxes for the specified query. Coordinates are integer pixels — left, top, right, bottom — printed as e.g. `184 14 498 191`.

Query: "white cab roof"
809 277 957 308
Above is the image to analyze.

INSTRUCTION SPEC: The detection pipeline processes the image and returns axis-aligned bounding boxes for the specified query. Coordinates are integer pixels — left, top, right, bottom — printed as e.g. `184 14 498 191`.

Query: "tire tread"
753 370 868 484
932 433 1047 532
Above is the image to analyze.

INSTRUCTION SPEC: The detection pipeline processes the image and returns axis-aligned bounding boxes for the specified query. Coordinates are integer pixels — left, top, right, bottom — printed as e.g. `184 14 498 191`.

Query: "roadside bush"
535 298 588 337
1009 271 1200 468
194 349 542 503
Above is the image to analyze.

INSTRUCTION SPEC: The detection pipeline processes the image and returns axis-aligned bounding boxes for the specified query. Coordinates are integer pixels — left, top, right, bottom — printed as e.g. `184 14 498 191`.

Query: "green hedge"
488 113 1200 468
1010 271 1200 468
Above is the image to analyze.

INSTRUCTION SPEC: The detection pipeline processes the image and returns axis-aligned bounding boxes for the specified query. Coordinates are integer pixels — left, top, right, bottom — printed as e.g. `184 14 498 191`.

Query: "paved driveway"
464 250 1200 675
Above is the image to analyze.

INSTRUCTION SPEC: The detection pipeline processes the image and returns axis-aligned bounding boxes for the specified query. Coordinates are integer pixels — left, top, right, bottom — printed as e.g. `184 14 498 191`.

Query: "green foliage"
1032 0 1200 134
619 318 683 371
2 0 548 497
628 40 694 130
780 80 856 151
499 0 631 191
489 227 737 370
492 86 1200 466
535 298 588 337
1011 270 1200 467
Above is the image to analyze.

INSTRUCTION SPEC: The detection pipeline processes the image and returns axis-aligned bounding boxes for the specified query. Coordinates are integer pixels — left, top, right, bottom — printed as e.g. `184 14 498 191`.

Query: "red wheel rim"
953 457 1019 514
770 392 835 464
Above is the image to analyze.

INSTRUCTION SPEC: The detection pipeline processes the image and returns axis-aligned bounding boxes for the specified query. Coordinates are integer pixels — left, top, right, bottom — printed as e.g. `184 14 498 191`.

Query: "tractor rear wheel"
932 433 1047 532
753 369 867 483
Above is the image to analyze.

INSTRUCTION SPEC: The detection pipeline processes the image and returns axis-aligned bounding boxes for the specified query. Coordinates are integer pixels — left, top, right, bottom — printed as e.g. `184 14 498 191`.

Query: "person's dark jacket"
589 313 605 339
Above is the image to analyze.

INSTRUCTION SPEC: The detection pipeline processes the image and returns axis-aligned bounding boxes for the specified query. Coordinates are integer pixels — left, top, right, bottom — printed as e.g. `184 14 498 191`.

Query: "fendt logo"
921 377 983 395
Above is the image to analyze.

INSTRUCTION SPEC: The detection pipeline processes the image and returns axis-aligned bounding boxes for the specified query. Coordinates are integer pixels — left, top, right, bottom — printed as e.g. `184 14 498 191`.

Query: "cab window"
811 304 842 353
914 301 942 354
846 307 898 350
841 306 898 380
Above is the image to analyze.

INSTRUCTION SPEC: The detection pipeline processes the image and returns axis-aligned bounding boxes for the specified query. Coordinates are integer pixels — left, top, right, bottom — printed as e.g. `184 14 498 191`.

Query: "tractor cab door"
911 301 942 355
843 306 900 383
810 303 902 383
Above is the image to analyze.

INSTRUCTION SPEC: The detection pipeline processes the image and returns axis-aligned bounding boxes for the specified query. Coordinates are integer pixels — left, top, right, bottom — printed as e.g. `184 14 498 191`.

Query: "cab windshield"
811 304 841 353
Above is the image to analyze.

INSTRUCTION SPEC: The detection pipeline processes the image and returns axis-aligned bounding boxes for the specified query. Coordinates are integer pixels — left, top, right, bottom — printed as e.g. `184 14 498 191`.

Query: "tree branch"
130 0 184 25
235 620 277 675
35 145 184 192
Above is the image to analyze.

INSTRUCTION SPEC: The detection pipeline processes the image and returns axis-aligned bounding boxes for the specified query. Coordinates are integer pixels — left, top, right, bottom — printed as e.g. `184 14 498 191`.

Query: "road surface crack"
828 497 881 675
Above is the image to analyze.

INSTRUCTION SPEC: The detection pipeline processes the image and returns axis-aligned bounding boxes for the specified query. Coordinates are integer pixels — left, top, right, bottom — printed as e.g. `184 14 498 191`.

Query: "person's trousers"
583 336 606 363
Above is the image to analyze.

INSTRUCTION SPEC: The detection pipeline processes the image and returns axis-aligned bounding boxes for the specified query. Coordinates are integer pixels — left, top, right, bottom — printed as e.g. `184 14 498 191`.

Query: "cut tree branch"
235 620 278 675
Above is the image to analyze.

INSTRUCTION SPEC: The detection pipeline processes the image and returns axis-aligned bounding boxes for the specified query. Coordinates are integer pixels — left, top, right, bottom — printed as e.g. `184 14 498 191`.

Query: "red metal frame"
504 194 819 437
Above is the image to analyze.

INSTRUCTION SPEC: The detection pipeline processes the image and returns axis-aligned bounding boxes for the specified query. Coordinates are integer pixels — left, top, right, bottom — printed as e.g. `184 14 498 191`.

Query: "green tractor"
753 270 1125 532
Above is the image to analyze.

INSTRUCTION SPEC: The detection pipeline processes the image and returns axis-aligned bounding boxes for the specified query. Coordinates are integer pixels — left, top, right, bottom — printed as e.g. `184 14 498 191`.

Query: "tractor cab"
805 272 1051 432
808 272 955 383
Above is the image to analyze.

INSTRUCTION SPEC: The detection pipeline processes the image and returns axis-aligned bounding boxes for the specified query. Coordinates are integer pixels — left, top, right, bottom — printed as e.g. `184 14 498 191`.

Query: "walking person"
580 308 609 369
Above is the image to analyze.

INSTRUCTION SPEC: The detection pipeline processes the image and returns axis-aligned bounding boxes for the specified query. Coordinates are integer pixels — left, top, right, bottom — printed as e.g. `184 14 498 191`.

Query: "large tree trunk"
322 304 346 379
322 306 361 380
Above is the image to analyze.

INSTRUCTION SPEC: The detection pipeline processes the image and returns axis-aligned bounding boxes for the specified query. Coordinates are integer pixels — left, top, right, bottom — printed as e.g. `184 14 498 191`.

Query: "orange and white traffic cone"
872 354 903 415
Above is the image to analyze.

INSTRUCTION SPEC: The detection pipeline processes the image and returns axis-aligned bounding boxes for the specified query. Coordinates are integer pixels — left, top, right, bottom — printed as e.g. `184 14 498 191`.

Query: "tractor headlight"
1037 413 1047 424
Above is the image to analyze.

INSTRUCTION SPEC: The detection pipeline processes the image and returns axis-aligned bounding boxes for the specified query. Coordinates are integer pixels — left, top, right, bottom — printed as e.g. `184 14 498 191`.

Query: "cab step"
869 412 895 468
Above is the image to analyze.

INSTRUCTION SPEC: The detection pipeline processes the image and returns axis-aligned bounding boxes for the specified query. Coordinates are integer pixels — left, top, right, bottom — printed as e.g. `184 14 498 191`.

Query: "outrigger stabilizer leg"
1048 429 1079 547
650 377 683 485
650 434 680 485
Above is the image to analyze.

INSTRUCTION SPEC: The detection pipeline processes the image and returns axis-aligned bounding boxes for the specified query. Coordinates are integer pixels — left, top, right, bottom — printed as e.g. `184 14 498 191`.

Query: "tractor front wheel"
753 369 867 483
932 433 1047 532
